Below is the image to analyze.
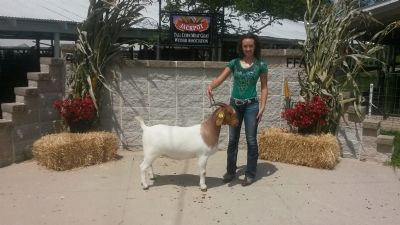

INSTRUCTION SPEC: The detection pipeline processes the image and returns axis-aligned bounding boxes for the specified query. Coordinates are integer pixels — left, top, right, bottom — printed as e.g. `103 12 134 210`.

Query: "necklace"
240 59 254 69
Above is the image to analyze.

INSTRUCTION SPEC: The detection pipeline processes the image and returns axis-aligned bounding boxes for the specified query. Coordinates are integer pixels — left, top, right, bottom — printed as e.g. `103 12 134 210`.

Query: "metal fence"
383 72 400 115
362 72 400 117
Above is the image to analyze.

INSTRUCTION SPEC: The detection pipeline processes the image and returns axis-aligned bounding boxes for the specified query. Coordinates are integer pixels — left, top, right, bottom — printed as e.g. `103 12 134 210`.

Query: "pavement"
1 149 400 225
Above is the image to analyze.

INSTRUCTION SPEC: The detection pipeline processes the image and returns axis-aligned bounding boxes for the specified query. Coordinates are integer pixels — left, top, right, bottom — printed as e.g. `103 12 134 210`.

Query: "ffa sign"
171 14 212 46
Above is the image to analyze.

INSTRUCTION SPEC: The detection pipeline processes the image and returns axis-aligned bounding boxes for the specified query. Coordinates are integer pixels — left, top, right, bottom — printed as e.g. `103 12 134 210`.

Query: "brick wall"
0 58 65 166
97 59 303 149
1 49 372 167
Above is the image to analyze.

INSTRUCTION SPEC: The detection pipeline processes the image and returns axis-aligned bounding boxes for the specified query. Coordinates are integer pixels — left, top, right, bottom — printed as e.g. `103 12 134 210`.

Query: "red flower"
282 96 330 129
53 95 96 123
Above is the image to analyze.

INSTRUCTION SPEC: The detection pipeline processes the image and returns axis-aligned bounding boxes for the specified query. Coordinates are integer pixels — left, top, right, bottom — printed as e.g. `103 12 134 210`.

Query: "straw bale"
33 131 118 171
259 128 340 169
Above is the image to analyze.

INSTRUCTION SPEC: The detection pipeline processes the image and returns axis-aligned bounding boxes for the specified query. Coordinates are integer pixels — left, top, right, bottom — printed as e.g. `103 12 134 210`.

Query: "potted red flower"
53 95 97 132
281 96 330 134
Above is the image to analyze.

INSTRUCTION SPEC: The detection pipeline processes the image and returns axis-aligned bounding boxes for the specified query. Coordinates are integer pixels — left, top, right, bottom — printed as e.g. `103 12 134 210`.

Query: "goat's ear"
216 111 225 126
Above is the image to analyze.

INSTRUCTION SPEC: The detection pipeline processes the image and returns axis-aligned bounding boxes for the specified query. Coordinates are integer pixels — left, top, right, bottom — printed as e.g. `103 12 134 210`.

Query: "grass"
338 71 400 115
380 130 400 168
358 71 378 90
336 71 378 93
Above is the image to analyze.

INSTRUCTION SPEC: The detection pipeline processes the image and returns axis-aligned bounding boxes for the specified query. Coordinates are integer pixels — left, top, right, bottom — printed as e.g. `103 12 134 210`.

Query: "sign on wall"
170 14 212 46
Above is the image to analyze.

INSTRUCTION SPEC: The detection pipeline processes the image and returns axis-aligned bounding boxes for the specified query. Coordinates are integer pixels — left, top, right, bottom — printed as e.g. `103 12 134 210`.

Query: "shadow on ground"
113 154 124 161
149 161 277 190
226 162 278 187
150 174 223 189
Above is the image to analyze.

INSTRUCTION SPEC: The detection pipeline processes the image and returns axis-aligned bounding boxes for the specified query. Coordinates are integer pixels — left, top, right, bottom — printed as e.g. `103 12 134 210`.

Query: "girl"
206 33 268 186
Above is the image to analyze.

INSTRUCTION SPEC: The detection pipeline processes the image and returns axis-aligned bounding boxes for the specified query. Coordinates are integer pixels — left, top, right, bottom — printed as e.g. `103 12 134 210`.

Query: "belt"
232 97 258 106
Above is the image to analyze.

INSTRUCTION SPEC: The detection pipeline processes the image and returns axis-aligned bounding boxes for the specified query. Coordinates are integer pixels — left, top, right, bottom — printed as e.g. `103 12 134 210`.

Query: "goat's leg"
198 155 208 191
148 166 155 180
140 154 157 190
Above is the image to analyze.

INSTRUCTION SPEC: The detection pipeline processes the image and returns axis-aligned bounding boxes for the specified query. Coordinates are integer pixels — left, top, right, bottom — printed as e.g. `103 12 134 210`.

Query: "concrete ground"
1 149 400 225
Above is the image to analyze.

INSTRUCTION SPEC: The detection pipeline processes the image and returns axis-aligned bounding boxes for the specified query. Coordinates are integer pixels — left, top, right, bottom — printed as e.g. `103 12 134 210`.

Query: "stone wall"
98 59 303 149
1 48 370 167
95 56 365 158
0 120 13 167
338 115 363 158
0 58 65 166
73 56 374 159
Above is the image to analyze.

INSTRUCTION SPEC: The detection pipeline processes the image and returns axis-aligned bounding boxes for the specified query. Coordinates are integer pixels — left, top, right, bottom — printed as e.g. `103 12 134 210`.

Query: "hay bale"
33 131 118 171
259 128 340 169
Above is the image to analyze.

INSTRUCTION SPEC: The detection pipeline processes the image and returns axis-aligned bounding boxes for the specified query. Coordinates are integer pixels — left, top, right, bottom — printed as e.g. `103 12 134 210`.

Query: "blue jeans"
226 98 259 178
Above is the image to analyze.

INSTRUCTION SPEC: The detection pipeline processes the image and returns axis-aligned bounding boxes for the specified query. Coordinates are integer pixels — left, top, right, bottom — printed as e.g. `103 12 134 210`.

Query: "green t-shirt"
227 58 268 99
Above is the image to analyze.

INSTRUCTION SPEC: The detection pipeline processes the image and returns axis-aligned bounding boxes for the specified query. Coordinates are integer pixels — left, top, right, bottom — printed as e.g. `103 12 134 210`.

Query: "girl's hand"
206 84 214 99
256 107 265 124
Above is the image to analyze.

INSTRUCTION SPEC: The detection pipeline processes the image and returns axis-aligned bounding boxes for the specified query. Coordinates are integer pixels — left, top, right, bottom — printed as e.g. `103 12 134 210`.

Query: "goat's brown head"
211 102 239 127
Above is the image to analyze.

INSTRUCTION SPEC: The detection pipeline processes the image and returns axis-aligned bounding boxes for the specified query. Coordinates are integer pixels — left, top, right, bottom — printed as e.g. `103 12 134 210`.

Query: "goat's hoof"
142 183 149 190
200 188 207 192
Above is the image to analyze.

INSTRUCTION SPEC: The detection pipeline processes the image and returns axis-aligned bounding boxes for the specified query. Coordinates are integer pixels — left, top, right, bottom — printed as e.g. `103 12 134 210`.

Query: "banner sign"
170 14 212 46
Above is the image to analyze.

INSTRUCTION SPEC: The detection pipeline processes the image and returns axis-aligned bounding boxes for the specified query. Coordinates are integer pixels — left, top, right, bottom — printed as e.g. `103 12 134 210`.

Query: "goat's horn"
210 102 227 108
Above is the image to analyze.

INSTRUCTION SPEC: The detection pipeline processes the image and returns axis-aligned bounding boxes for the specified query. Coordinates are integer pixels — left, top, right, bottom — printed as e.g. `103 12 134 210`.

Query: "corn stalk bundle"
301 0 400 133
69 0 151 110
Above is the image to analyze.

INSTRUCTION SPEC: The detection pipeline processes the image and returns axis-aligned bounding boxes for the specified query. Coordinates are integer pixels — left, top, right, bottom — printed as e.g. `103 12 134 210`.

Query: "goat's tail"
135 116 147 129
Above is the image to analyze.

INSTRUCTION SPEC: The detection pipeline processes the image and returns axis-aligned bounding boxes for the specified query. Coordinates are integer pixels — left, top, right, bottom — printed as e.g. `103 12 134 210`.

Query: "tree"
161 0 308 34
233 0 307 33
163 0 231 13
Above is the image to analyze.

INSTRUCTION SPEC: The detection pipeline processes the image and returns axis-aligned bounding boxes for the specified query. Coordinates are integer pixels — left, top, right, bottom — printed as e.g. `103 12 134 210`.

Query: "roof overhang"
0 16 78 40
363 0 400 25
0 16 159 42
362 0 400 44
223 34 302 46
0 15 301 48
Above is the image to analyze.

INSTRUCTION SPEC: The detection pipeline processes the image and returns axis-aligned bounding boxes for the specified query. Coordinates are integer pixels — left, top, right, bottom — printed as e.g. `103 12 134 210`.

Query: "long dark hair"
237 33 261 59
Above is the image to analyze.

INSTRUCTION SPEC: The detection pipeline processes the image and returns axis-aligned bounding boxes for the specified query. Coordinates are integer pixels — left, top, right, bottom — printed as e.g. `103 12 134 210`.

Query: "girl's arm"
206 67 232 98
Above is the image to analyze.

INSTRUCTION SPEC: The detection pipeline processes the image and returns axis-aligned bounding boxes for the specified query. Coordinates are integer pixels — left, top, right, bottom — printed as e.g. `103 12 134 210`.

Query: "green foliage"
234 0 306 20
300 0 399 134
164 0 230 13
69 0 150 109
162 0 307 33
380 130 400 168
233 0 307 33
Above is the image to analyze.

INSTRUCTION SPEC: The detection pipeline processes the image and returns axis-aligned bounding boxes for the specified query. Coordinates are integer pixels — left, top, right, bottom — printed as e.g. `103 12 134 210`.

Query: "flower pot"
340 91 352 113
298 126 315 134
68 121 93 133
346 105 366 123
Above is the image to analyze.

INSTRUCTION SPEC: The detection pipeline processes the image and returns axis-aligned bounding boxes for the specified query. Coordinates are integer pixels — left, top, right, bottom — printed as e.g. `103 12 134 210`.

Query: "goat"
135 102 238 191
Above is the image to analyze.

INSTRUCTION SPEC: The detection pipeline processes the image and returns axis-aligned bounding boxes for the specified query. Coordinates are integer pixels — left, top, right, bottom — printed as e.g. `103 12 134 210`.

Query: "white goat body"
135 103 238 191
138 122 214 159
